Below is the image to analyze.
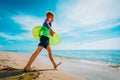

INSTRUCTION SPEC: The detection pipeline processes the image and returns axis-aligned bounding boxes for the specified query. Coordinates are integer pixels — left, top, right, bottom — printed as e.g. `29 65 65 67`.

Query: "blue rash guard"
43 19 52 28
41 19 52 37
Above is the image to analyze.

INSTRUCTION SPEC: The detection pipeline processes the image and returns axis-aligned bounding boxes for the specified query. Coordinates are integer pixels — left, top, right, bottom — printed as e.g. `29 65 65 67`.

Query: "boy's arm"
46 20 52 30
46 20 55 36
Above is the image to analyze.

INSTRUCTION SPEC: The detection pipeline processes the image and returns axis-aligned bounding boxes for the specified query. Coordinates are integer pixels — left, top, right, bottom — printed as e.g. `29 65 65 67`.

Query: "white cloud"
9 14 45 41
11 15 44 31
87 21 120 32
53 37 120 50
0 32 33 41
0 32 20 40
79 37 120 50
56 0 120 31
51 0 120 50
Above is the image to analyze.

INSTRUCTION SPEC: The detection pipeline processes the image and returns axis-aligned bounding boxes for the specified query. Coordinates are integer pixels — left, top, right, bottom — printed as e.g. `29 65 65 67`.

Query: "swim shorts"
38 35 49 48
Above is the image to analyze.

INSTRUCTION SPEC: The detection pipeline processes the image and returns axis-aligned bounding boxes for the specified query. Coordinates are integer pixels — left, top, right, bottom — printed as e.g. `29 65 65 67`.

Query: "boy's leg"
24 46 43 71
46 45 61 69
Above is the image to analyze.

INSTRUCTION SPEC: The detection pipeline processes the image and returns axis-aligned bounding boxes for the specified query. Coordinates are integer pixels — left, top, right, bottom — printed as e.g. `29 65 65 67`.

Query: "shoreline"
38 53 120 69
0 52 84 80
2 50 119 65
38 53 120 80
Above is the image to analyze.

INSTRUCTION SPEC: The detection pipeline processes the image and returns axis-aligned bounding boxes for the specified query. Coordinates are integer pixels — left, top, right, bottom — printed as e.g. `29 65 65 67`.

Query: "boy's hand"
50 30 55 36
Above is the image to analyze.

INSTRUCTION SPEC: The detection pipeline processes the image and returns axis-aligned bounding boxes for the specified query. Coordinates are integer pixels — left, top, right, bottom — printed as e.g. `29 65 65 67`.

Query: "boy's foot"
24 67 32 72
54 62 62 69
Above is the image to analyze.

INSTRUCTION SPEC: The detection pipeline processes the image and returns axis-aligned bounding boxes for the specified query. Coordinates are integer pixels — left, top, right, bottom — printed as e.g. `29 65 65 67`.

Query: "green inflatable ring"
32 25 61 46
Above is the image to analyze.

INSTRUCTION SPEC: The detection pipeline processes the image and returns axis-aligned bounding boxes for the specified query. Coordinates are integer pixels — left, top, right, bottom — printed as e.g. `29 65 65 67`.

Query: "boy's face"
48 15 54 22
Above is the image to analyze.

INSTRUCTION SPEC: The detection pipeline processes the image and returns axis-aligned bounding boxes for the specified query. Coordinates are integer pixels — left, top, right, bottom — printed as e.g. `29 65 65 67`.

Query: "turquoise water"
52 50 120 65
1 50 120 65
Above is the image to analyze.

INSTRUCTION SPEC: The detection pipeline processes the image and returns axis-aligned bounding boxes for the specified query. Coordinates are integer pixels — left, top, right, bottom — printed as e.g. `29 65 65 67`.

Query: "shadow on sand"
0 67 57 80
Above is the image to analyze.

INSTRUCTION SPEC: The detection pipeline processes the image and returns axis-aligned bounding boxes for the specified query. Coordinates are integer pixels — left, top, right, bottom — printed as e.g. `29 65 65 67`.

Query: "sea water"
1 50 120 65
41 50 120 65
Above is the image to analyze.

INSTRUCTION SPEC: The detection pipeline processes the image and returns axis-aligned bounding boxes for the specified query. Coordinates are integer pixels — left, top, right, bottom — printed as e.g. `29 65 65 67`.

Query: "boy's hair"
46 11 54 18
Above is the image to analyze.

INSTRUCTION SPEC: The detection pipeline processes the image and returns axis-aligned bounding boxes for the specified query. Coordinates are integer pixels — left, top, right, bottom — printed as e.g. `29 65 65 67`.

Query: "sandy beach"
0 51 120 80
0 52 84 80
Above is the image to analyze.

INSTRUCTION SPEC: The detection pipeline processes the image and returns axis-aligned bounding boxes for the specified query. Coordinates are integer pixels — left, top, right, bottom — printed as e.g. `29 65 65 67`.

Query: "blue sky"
0 0 120 50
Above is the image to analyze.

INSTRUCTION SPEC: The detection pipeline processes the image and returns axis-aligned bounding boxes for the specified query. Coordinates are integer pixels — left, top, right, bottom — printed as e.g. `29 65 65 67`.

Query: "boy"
24 12 61 71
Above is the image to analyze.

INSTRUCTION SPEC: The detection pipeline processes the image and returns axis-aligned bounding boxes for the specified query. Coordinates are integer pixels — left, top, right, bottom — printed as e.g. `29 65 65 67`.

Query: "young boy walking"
24 12 61 71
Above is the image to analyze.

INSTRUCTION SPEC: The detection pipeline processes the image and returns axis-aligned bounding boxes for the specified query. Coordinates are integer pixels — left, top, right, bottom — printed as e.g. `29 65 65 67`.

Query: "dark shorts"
38 35 49 48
